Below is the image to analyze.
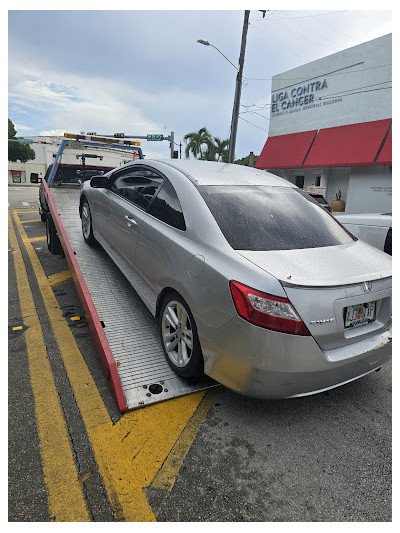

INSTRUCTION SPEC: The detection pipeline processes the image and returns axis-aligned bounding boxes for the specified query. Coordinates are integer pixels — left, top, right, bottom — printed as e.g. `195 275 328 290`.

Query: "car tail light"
229 281 311 336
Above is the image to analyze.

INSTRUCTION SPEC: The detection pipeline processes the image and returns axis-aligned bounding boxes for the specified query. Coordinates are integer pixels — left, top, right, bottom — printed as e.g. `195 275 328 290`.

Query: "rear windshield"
199 185 355 251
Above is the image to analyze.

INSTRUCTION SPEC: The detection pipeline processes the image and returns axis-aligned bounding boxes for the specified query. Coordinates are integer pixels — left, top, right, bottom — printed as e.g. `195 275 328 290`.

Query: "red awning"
303 119 392 168
376 129 392 165
255 130 317 169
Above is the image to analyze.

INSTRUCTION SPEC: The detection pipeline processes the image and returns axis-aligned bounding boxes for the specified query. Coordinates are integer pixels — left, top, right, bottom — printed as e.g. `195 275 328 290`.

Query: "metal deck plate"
51 187 217 409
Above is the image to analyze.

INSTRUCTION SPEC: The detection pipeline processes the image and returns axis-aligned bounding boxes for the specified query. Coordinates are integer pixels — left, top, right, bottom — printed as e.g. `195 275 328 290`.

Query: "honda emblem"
363 281 373 293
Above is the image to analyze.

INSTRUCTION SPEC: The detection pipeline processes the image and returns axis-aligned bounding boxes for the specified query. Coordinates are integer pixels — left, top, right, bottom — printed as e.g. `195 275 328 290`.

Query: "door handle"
125 215 138 226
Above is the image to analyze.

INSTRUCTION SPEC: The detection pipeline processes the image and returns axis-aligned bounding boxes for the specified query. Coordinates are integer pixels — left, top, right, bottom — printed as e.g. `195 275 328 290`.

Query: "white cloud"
39 129 68 136
14 123 33 131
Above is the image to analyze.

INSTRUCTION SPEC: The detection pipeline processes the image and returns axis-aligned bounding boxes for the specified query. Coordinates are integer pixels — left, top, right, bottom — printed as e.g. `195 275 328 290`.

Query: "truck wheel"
159 293 204 378
46 214 62 254
81 200 96 245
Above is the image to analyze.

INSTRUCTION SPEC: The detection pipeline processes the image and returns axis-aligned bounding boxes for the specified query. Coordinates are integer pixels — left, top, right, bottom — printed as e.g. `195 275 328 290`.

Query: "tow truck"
39 133 214 412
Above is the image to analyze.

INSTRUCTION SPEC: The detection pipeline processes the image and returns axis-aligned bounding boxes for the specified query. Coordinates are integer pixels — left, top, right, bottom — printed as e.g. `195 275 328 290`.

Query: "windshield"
199 185 356 251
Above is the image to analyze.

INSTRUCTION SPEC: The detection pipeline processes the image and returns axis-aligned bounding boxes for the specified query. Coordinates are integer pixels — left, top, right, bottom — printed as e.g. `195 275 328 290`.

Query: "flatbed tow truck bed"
43 181 216 412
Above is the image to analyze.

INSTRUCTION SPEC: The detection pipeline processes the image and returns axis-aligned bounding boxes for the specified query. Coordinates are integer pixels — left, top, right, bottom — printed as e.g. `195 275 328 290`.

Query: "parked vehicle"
308 192 332 212
335 213 392 255
80 160 391 399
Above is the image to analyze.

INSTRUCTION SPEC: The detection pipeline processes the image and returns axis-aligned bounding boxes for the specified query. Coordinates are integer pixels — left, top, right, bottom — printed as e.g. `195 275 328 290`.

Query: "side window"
110 168 164 210
148 180 186 231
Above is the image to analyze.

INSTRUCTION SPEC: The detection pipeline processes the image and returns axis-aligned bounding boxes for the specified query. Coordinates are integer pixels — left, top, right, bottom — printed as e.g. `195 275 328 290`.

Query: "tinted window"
148 180 186 230
310 194 327 205
199 185 355 251
110 168 164 210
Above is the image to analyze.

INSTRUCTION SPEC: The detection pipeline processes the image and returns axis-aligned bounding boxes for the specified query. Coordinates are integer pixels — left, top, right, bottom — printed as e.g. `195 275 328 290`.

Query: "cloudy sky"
8 3 393 160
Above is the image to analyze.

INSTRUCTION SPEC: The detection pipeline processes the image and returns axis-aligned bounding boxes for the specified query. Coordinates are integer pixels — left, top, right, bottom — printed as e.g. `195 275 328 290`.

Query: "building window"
315 175 321 186
295 175 304 189
11 171 22 183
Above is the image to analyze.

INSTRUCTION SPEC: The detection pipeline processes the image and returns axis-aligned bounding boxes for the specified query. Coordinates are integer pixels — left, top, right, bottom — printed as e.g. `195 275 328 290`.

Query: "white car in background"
335 213 392 255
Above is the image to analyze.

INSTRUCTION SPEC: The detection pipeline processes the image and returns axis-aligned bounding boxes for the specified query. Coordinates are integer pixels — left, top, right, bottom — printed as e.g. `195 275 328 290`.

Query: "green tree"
213 137 229 162
234 154 259 167
183 127 214 160
8 118 36 162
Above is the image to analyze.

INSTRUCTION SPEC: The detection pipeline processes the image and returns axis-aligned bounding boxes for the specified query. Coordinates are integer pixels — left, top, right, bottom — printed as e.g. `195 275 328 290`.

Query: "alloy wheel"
161 300 194 368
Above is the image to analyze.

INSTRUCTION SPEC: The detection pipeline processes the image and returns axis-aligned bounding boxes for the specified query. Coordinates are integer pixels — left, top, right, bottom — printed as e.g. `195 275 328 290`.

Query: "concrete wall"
345 165 392 214
269 34 392 136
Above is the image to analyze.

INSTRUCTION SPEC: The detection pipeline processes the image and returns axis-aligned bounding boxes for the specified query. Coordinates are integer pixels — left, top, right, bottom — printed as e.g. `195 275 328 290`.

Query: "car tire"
81 200 96 245
384 227 392 255
46 214 62 255
159 293 204 378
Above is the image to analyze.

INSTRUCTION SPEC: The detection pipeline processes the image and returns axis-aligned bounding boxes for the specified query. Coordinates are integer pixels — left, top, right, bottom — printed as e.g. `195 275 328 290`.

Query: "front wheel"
81 200 96 245
160 294 204 378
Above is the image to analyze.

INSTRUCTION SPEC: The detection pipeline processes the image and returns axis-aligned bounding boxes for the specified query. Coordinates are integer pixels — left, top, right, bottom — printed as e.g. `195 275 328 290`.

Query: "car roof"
147 159 294 187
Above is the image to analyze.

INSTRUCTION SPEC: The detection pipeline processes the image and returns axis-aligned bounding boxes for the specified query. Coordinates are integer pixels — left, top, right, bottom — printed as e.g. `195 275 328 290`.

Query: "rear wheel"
159 294 204 378
46 214 62 255
81 200 96 245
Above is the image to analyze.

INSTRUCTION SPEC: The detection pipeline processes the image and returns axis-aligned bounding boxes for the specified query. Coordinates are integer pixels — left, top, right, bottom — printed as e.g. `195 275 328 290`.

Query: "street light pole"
197 10 250 164
228 10 250 163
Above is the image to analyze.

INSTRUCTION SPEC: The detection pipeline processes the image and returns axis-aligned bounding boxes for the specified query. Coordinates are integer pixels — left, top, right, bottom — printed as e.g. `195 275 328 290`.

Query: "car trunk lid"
237 241 392 350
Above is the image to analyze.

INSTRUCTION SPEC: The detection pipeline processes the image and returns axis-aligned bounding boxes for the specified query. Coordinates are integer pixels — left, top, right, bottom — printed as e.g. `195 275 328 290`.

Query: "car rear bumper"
198 315 392 399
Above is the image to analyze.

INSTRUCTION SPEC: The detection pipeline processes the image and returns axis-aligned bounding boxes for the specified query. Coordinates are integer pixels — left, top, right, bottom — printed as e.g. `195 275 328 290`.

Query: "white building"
256 34 392 214
8 135 142 184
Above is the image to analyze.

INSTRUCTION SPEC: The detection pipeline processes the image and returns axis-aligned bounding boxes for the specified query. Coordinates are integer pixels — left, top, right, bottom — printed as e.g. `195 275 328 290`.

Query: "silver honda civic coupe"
79 159 392 398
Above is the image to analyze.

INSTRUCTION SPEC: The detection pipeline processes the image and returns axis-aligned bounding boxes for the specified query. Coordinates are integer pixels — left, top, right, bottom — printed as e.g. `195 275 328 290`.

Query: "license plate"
344 301 376 328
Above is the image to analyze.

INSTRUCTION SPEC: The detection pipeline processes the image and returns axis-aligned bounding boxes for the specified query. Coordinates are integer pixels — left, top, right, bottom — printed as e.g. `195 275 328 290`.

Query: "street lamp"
197 10 250 163
197 40 239 70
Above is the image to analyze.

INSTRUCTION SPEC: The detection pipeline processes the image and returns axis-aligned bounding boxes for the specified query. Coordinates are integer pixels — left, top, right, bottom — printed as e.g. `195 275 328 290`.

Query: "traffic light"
173 150 179 159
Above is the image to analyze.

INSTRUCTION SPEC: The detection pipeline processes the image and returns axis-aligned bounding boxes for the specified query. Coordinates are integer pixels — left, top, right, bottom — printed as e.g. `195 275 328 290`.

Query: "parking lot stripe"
48 269 73 286
21 218 41 224
29 236 47 243
13 210 214 522
13 210 157 521
8 212 90 522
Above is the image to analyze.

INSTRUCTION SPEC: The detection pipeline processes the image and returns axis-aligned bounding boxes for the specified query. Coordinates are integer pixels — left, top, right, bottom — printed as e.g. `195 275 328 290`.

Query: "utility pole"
168 131 175 159
228 10 250 164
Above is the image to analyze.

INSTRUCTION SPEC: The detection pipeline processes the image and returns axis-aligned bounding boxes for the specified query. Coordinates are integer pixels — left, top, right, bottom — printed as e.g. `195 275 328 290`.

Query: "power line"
241 80 391 111
245 64 392 82
238 116 270 133
261 16 342 54
249 21 311 62
250 10 347 21
314 83 391 102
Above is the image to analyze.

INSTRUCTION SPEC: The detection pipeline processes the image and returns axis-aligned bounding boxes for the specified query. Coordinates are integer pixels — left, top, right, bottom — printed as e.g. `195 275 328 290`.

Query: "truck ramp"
46 184 216 411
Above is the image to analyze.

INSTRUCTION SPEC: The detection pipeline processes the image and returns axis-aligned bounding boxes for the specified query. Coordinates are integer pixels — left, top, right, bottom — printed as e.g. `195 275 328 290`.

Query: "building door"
295 175 304 189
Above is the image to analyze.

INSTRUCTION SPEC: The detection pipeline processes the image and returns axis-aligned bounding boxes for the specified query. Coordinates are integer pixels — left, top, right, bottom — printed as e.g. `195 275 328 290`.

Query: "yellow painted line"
148 389 217 515
21 218 41 224
8 212 90 522
48 269 73 286
14 210 215 522
15 209 38 213
29 236 47 243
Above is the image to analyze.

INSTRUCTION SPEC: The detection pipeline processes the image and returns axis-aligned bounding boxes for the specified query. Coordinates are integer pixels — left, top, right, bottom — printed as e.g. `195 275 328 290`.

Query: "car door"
93 165 164 279
133 178 187 314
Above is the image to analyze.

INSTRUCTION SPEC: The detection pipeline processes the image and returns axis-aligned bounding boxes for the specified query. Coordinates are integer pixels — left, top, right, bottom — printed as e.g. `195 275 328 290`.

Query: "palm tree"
183 127 214 159
213 137 230 162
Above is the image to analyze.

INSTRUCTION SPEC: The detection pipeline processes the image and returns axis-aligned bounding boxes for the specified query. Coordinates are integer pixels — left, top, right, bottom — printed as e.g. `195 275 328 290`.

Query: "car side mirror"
90 176 109 188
